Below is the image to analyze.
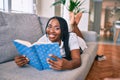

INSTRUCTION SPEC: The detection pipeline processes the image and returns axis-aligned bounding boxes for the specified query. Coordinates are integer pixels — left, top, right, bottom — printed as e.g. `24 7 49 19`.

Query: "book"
13 39 62 70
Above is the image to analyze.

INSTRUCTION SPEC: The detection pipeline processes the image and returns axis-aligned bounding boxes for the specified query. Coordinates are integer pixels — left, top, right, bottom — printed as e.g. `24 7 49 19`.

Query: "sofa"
0 11 98 80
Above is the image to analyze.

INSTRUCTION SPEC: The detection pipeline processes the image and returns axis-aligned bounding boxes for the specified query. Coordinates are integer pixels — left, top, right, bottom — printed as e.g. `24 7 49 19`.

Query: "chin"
49 39 56 42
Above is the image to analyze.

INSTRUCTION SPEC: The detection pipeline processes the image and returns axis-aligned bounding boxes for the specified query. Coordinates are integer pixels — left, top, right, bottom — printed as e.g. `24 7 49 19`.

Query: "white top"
37 33 87 57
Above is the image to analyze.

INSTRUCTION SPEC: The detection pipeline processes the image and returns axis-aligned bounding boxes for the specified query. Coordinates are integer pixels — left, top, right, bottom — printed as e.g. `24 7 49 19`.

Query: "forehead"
49 18 60 25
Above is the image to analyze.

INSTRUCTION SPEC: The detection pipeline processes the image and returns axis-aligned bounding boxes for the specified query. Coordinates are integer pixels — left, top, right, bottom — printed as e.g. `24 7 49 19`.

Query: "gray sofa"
0 11 98 80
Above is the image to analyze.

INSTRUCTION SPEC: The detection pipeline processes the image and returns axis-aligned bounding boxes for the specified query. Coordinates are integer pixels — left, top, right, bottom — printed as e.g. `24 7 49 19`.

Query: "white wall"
78 0 90 31
36 0 55 18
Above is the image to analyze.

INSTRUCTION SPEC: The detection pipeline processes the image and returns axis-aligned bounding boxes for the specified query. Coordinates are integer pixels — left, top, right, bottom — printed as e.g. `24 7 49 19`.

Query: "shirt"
36 33 87 57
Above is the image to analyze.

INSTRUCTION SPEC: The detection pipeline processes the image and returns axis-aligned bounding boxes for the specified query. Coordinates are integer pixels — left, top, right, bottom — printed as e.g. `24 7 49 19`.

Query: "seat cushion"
0 12 43 63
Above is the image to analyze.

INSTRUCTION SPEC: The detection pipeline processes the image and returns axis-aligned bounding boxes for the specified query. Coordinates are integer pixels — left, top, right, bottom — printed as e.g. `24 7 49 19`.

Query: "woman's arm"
68 49 81 69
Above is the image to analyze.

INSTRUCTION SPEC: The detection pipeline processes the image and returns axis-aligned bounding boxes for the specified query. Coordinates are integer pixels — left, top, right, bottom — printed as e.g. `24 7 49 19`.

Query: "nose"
49 27 55 32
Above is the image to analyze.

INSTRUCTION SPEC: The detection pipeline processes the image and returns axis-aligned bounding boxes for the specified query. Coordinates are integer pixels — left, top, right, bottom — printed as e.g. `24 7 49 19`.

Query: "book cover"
13 39 61 70
35 43 62 69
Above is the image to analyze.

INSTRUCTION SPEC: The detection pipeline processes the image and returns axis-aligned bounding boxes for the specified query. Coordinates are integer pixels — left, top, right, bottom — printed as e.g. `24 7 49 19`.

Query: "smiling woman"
14 16 88 70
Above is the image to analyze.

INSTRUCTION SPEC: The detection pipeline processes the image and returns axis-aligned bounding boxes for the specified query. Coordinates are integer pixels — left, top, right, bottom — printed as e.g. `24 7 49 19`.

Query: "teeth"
49 34 55 37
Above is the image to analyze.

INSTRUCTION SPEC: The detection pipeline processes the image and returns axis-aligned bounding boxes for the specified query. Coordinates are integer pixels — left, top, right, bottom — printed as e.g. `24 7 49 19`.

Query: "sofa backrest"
38 17 49 34
0 11 43 63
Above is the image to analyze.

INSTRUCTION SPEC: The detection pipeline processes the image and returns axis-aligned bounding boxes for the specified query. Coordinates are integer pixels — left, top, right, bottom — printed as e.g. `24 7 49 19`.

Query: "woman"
15 16 84 70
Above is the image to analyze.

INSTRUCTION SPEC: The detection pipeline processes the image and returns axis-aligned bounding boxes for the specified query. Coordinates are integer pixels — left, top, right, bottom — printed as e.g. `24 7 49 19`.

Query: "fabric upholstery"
0 12 7 26
82 31 98 42
38 17 49 34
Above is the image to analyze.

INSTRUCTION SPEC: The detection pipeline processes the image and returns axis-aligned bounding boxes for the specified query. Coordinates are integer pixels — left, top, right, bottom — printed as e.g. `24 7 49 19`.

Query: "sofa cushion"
38 17 49 34
0 12 43 63
0 12 7 26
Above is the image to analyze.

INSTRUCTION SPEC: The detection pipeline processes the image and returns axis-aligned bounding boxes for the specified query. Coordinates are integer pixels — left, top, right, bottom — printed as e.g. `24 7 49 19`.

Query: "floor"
86 43 120 80
85 30 120 80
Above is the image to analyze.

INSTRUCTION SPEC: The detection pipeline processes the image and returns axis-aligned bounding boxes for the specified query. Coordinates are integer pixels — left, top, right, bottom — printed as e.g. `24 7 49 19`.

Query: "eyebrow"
48 24 60 27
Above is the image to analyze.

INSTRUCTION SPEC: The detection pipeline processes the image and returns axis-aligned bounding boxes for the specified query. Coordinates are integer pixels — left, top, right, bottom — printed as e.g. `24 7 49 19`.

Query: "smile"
49 34 56 38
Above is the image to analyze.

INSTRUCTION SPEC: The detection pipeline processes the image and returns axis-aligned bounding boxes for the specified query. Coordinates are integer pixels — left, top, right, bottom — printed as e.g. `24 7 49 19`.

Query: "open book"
13 39 62 70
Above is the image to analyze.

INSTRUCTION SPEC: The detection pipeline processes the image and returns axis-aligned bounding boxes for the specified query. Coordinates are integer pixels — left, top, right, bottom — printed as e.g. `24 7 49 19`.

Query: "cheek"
56 30 61 37
46 28 49 33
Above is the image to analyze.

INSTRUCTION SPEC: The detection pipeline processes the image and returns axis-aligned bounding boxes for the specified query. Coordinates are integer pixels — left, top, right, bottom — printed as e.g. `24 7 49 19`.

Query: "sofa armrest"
81 31 98 42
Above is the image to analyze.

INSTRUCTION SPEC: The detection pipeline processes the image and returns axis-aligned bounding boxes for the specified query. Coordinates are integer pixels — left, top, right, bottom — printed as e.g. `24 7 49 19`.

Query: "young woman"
14 16 85 70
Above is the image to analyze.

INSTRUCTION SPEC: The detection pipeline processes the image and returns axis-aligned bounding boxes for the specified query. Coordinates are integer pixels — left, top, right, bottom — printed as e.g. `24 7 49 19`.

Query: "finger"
47 58 55 65
15 56 26 60
17 61 26 67
49 54 60 61
50 65 61 70
16 59 28 67
15 58 28 66
15 57 27 63
47 58 62 70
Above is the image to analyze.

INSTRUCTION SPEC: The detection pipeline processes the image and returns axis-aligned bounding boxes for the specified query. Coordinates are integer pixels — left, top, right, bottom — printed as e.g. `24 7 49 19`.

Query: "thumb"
49 54 60 61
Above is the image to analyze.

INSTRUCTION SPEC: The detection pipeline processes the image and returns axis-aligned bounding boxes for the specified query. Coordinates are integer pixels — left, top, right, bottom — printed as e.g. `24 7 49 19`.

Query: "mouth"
47 34 61 42
49 34 56 38
48 34 56 40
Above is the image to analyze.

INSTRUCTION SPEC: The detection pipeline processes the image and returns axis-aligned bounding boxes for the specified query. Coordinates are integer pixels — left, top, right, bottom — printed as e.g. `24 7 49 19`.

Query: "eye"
55 26 60 30
47 24 52 29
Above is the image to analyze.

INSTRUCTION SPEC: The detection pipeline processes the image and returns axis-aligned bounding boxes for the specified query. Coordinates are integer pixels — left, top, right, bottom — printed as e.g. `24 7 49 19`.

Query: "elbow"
72 59 81 69
78 60 82 67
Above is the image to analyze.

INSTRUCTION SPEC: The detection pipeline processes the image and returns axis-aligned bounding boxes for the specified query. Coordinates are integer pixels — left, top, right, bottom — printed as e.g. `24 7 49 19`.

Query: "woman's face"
46 18 61 43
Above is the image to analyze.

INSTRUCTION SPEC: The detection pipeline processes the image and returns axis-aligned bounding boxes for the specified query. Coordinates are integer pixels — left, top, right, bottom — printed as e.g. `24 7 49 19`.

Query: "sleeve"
77 36 87 50
37 35 46 42
69 33 80 50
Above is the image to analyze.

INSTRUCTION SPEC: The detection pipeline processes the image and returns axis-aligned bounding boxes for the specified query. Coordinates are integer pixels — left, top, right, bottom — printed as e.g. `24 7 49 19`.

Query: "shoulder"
37 34 50 42
69 32 78 41
39 34 47 40
68 32 79 50
69 32 77 36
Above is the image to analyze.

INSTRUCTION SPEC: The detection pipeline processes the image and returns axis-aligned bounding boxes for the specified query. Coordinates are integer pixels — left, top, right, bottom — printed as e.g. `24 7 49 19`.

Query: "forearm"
66 58 81 70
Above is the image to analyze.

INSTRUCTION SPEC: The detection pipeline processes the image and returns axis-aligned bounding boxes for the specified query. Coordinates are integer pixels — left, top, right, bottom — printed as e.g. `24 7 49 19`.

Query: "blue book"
13 39 62 70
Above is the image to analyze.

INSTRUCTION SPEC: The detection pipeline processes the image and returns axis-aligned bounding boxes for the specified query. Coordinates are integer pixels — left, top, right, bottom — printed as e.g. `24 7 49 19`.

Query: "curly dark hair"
45 16 71 60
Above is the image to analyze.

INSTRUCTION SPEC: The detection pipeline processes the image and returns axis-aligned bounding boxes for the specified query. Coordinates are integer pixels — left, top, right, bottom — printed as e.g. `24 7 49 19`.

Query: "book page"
32 41 52 45
14 39 32 47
